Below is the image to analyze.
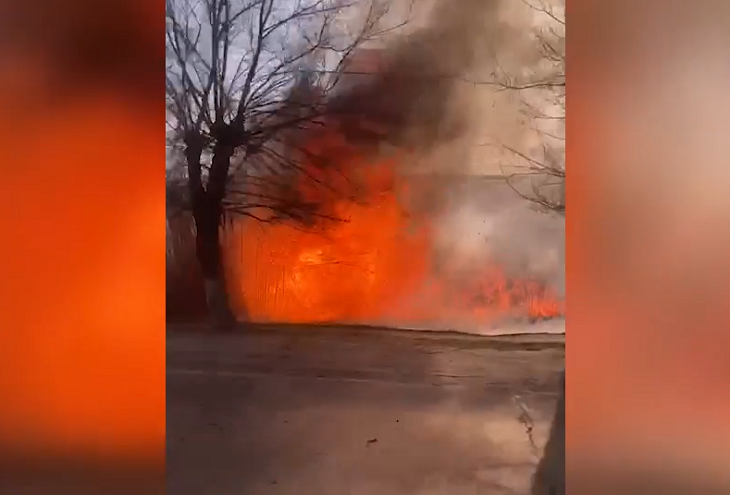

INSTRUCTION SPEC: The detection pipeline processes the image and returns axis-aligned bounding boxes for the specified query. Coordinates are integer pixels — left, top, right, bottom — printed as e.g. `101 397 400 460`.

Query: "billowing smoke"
226 0 565 333
332 0 564 307
331 0 530 158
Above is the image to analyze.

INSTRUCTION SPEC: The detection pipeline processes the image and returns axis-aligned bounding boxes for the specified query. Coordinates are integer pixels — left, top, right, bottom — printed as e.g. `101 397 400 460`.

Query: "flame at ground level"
225 143 563 330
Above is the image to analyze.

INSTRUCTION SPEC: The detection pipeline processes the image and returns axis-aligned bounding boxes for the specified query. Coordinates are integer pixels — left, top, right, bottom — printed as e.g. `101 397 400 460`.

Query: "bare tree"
496 0 565 215
165 0 402 327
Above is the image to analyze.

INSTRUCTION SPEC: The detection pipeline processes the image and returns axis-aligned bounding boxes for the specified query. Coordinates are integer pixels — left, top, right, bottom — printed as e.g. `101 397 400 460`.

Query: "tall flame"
226 130 562 330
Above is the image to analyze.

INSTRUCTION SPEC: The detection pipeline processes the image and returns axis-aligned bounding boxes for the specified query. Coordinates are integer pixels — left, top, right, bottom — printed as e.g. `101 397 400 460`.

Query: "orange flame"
227 131 562 330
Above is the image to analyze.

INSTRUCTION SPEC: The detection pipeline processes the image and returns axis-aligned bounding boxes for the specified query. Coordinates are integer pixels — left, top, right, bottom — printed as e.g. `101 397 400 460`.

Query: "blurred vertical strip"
0 0 165 493
570 0 730 494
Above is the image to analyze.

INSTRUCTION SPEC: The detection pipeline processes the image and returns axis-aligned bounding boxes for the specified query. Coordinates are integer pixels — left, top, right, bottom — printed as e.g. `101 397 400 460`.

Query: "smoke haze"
335 0 565 311
225 0 565 333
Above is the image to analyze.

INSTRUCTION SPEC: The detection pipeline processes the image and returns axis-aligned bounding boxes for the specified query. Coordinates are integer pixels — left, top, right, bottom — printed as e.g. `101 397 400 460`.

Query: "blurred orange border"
0 0 166 466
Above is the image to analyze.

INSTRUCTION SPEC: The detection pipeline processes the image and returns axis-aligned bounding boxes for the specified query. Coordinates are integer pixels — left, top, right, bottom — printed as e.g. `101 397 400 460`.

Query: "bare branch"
233 0 271 124
520 0 564 27
166 0 402 224
484 0 565 214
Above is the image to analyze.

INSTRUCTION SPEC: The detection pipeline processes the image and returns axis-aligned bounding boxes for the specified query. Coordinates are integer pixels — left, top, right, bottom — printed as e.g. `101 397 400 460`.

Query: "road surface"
167 324 564 495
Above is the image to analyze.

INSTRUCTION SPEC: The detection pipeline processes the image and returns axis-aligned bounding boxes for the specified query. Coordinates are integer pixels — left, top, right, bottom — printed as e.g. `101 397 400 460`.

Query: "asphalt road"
167 324 564 495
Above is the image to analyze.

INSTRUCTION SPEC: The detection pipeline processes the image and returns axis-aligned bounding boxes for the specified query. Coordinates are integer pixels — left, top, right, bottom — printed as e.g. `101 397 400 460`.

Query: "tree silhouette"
165 0 402 327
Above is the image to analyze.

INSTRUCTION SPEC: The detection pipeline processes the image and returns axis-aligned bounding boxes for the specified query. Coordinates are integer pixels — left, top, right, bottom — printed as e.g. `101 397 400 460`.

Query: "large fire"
226 129 563 330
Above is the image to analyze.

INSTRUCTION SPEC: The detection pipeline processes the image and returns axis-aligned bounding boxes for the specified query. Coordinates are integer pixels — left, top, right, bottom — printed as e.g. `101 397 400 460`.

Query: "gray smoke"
330 0 565 298
330 0 515 155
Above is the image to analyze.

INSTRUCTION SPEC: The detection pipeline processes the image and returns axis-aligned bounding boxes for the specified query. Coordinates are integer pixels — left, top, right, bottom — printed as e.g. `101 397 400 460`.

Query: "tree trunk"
183 127 241 330
531 370 565 495
186 136 237 330
193 195 235 330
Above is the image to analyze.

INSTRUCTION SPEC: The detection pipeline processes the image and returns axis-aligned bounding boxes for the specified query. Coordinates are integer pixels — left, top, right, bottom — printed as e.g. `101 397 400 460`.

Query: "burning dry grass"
218 0 563 330
223 132 562 330
167 0 565 330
